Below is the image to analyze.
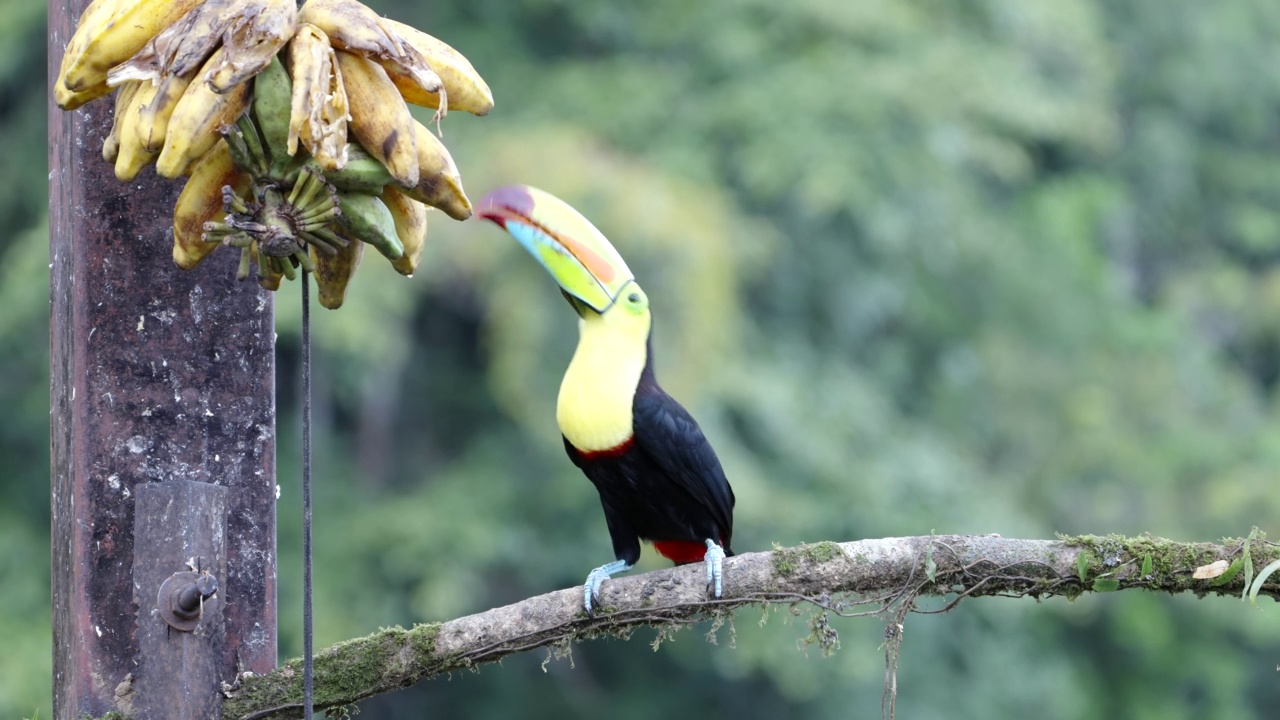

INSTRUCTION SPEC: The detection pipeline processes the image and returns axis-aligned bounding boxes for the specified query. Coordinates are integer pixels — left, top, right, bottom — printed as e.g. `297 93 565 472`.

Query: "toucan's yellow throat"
557 281 652 453
478 185 654 453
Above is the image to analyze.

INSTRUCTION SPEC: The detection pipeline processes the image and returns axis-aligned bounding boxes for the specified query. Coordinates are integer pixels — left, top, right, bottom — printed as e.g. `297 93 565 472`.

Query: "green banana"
307 144 393 194
252 54 295 177
334 190 404 260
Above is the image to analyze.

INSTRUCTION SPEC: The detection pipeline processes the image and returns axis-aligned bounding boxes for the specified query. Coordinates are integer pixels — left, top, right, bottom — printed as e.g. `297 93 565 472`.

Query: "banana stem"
251 187 309 263
287 166 316 207
300 232 341 256
306 225 349 248
299 206 338 228
298 194 336 218
223 186 251 215
277 255 297 281
237 116 269 176
236 246 252 281
291 169 328 212
201 221 235 243
250 245 264 278
226 233 254 249
223 125 266 177
298 189 337 219
292 247 317 273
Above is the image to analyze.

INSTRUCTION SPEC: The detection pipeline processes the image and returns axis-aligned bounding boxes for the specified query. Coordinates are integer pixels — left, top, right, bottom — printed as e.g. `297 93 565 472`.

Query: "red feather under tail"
653 537 728 565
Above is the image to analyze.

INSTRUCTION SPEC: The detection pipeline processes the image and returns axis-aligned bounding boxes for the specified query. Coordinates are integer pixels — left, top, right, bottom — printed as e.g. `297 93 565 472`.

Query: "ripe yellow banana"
208 0 298 93
172 140 251 270
297 0 403 57
310 230 364 309
380 19 493 116
106 0 240 86
56 0 129 107
334 50 418 187
102 80 141 163
287 24 349 170
136 71 196 153
115 80 161 181
401 120 471 221
54 79 113 111
358 53 442 122
60 0 203 93
157 47 253 178
105 0 295 93
382 186 427 276
297 0 442 104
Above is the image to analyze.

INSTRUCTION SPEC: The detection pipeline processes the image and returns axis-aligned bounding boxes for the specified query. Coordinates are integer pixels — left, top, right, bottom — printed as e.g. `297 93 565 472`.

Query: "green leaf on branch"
1248 560 1280 606
1092 578 1120 592
1241 527 1259 602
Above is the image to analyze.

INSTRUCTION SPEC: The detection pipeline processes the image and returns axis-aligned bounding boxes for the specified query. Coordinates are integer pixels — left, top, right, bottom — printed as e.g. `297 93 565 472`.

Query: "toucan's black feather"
564 336 735 567
631 385 735 549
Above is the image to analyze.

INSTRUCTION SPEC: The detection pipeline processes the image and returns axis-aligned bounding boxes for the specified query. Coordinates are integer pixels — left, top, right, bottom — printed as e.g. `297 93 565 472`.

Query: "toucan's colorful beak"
477 185 634 314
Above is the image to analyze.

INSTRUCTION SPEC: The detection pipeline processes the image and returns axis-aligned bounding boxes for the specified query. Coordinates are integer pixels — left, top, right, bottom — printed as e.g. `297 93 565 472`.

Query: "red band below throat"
574 437 635 460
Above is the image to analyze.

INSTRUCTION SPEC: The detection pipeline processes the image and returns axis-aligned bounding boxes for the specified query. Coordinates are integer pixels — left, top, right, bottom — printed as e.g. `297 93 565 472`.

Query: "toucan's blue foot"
704 539 726 598
583 559 633 614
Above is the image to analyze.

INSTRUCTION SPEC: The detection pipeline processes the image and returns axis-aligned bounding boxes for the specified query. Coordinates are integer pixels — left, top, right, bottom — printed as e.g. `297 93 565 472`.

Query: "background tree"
13 0 1280 717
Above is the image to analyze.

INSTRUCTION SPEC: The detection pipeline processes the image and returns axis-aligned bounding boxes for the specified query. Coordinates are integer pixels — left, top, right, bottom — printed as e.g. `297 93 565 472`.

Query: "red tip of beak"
477 185 536 228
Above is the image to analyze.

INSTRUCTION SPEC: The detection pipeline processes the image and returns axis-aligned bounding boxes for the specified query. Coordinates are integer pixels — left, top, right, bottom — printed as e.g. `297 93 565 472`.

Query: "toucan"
478 185 736 613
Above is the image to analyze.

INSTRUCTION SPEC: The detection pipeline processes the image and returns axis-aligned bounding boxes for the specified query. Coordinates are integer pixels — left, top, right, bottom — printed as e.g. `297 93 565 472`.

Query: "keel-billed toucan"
479 185 736 613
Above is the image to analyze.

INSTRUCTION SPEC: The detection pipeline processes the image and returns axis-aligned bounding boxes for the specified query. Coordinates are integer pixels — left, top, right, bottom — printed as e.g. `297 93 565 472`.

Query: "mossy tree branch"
218 533 1279 720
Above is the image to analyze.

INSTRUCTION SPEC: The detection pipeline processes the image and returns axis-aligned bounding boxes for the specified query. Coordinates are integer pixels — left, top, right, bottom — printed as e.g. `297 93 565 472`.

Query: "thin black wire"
301 271 314 720
294 4 311 715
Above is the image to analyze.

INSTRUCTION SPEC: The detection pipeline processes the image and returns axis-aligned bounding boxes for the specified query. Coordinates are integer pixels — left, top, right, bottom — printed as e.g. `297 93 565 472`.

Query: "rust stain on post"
49 1 278 717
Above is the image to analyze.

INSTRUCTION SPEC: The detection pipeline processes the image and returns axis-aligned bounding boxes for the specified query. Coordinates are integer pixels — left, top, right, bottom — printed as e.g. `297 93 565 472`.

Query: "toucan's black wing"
631 387 735 551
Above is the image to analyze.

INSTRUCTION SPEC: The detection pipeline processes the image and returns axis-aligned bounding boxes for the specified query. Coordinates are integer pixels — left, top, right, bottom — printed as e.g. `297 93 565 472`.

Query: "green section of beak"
478 185 634 313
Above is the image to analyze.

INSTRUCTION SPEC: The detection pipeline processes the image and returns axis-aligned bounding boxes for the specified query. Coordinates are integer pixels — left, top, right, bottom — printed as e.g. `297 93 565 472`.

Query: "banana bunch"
58 0 298 180
55 0 493 310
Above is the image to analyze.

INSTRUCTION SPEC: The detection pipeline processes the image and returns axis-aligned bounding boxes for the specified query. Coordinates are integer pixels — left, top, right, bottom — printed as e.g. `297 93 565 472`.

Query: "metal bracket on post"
132 480 229 720
157 570 220 633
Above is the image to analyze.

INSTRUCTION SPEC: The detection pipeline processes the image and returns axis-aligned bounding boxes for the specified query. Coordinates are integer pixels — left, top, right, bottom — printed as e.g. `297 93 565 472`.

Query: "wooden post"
49 2 278 717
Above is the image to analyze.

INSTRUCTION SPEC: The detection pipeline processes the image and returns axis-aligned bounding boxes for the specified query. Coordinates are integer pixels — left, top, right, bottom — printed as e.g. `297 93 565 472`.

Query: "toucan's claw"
583 559 632 615
704 539 726 599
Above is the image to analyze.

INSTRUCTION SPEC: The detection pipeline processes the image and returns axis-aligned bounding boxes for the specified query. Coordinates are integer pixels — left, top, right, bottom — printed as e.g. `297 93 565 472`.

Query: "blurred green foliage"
8 0 1280 717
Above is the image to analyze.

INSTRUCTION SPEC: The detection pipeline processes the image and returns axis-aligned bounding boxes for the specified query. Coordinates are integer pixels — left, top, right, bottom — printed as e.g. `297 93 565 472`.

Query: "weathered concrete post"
49 1 279 716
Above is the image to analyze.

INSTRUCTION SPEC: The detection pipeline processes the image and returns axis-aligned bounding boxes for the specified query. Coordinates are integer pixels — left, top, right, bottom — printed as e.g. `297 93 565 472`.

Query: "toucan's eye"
628 292 641 304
